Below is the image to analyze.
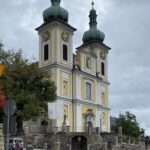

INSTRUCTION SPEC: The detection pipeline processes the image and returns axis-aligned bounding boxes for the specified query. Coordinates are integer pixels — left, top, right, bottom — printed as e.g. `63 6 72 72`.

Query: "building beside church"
35 0 111 133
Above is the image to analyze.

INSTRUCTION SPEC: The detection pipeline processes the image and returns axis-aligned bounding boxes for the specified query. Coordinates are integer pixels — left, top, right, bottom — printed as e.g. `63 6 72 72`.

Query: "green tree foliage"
111 111 144 138
0 42 56 123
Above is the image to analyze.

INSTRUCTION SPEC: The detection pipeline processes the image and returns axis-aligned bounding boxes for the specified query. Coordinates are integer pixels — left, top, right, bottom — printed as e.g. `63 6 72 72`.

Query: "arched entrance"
71 135 87 150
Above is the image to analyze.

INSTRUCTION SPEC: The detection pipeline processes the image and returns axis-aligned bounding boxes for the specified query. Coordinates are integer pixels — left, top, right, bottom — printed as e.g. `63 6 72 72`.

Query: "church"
35 0 111 133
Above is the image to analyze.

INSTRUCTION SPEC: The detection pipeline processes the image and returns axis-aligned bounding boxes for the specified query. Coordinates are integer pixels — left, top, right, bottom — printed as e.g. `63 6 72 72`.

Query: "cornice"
73 99 111 111
36 19 76 34
73 69 110 85
76 40 111 52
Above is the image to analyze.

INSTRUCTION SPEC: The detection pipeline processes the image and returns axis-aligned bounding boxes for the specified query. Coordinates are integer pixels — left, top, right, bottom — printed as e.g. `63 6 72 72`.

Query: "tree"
111 111 144 138
0 42 57 133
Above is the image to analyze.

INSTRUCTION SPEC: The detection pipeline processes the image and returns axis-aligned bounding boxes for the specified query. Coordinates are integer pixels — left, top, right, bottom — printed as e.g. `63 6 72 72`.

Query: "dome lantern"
82 1 105 44
51 0 60 6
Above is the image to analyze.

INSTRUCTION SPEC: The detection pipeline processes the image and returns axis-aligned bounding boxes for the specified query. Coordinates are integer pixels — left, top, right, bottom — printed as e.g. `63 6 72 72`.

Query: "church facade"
36 0 111 133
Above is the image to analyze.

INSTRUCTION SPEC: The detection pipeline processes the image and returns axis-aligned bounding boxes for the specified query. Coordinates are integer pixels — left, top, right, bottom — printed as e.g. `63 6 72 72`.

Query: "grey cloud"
104 0 150 134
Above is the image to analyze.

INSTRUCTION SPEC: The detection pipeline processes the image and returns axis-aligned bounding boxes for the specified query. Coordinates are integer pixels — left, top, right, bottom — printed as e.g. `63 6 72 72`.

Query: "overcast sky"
0 0 150 134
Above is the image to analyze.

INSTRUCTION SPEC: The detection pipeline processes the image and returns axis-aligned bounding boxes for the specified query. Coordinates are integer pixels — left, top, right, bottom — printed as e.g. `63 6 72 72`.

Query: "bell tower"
36 0 76 69
74 1 111 132
36 0 76 131
36 0 111 133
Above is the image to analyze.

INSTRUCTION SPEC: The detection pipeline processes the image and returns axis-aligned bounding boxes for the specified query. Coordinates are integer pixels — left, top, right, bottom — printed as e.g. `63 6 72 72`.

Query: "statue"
62 115 67 132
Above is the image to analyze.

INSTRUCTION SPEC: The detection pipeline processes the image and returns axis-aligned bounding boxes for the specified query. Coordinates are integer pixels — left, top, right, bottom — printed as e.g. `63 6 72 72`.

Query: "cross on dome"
91 0 94 9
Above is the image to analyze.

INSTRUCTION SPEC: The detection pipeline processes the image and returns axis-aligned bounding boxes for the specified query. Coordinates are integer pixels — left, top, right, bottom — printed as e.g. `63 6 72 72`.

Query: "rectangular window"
101 62 105 76
44 44 49 61
63 44 68 61
86 82 91 100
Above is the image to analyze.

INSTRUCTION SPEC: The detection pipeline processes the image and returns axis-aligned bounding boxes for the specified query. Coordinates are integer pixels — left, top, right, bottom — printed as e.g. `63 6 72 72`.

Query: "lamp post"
0 62 5 150
4 99 16 150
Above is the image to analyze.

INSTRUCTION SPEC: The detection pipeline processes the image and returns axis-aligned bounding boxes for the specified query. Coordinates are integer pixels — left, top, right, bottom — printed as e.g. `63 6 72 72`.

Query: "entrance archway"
71 135 87 150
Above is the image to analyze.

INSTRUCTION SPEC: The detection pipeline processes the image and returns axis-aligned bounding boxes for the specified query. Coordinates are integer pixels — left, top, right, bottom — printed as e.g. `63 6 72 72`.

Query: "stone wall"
101 132 146 150
0 124 4 150
9 128 148 150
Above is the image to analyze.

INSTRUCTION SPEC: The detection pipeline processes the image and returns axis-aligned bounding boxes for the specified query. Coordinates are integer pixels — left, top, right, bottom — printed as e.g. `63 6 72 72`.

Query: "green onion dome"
43 0 69 23
83 26 105 43
82 2 105 43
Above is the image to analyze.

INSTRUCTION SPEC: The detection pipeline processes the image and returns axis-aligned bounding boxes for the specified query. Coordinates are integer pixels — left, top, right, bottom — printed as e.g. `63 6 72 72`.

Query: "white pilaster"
76 104 82 132
96 109 100 127
76 75 81 100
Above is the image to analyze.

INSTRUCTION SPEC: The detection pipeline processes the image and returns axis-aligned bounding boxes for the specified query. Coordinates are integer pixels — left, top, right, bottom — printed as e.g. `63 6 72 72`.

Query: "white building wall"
96 109 100 127
76 103 82 132
81 55 85 70
96 82 100 105
105 54 108 80
57 69 60 96
39 35 42 67
92 59 96 75
69 34 73 67
56 29 60 63
107 111 110 132
99 84 102 105
76 75 81 100
51 30 55 63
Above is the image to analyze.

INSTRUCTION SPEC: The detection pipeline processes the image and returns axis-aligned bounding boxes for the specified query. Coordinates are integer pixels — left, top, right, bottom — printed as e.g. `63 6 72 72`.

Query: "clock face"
100 51 106 60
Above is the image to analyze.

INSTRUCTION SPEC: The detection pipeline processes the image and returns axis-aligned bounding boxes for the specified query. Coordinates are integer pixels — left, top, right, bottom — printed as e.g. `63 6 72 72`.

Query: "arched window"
101 62 105 76
86 82 91 100
63 44 68 61
44 44 49 61
86 57 91 69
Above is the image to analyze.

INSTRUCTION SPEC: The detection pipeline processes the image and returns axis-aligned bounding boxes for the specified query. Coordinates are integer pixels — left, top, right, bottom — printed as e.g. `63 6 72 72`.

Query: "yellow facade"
37 2 111 133
60 71 72 97
81 76 85 99
92 80 96 101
